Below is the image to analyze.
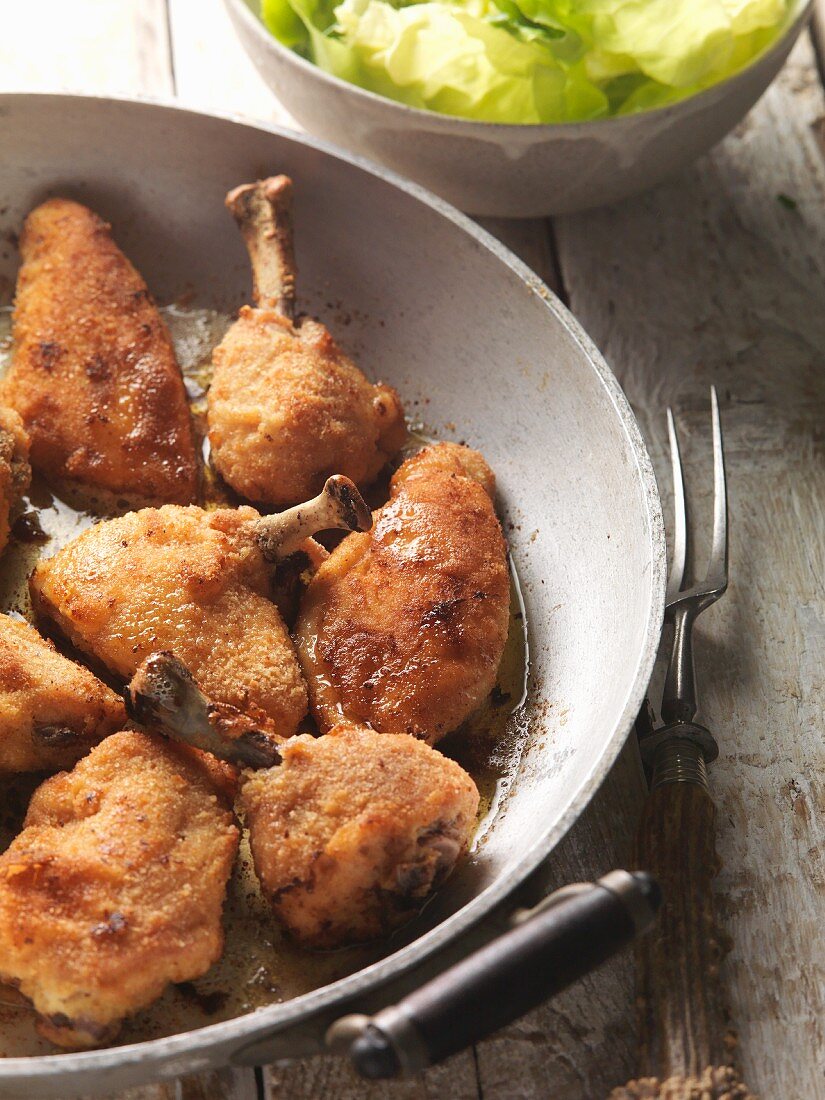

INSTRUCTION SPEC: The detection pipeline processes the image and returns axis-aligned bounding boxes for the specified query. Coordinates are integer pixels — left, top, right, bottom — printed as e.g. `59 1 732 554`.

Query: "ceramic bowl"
224 0 811 216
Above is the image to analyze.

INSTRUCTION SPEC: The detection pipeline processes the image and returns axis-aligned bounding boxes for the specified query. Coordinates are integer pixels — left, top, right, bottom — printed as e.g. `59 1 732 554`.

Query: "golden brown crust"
294 443 510 744
173 744 241 805
392 439 497 498
29 504 308 733
0 730 239 1048
0 405 30 556
2 199 197 507
0 615 125 774
240 722 479 947
207 309 406 505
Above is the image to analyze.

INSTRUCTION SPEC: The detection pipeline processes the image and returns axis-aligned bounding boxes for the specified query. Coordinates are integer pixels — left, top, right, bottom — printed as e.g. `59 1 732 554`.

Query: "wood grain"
85 1069 261 1100
167 0 295 125
0 0 173 96
635 778 727 1078
611 768 757 1099
553 32 825 1100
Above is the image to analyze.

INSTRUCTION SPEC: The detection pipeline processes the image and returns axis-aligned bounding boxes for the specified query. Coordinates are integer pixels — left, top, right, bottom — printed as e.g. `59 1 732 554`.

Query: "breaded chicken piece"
0 730 239 1048
0 615 125 774
0 406 30 556
122 663 478 949
295 443 510 744
240 723 479 948
30 505 308 733
29 482 371 736
2 198 197 508
207 177 406 506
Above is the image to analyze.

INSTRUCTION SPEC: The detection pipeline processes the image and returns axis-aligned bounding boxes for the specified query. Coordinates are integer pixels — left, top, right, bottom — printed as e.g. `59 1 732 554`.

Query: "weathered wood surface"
0 0 173 96
554 33 825 1100
2 2 823 1098
167 0 294 126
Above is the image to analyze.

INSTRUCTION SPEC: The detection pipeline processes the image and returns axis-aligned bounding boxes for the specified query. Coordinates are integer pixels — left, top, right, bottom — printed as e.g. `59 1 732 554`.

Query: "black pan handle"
327 869 660 1079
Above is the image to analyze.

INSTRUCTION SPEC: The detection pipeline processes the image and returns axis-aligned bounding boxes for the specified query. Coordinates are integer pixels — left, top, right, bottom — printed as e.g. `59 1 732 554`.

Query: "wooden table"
2 3 824 1097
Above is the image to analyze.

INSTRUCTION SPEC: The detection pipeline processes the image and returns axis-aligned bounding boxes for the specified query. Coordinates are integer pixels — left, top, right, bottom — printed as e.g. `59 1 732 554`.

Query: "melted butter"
448 561 530 848
0 305 529 1053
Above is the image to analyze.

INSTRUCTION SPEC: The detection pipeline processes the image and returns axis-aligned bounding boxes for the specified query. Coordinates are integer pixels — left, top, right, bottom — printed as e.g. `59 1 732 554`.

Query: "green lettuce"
261 0 796 122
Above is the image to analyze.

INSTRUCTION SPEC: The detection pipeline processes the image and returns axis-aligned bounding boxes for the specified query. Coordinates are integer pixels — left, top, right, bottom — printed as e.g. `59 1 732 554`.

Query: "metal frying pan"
0 94 665 1097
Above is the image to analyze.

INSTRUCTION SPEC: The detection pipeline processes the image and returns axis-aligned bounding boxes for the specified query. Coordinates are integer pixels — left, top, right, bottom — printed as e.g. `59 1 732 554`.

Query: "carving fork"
613 388 755 1099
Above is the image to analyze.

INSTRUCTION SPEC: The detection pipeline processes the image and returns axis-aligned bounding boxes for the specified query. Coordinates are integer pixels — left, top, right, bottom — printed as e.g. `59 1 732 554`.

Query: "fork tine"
704 386 728 590
665 408 689 605
660 389 729 724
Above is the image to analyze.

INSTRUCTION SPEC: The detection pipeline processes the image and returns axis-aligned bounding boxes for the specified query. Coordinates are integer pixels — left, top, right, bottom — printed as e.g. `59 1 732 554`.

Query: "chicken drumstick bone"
128 651 281 768
255 473 371 561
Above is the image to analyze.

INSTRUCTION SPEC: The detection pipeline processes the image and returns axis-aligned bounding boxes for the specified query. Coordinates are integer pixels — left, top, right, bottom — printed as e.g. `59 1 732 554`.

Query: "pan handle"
326 869 660 1079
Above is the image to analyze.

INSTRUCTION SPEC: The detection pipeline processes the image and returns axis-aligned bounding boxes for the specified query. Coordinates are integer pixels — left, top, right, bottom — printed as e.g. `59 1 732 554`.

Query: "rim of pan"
0 92 667 1084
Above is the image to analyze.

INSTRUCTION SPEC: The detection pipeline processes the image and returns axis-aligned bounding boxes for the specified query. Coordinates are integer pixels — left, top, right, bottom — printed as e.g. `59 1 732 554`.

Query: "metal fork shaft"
661 606 698 724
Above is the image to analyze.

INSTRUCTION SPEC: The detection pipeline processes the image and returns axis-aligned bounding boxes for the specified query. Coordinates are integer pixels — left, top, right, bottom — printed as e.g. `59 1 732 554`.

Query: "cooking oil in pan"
0 306 530 1053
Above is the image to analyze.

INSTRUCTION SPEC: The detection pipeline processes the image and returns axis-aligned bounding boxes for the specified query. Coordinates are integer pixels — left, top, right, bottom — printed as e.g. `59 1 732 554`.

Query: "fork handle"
611 738 755 1100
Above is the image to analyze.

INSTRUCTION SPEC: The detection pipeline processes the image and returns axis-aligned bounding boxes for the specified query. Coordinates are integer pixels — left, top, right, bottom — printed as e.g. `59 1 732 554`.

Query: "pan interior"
0 301 530 1054
0 95 663 1068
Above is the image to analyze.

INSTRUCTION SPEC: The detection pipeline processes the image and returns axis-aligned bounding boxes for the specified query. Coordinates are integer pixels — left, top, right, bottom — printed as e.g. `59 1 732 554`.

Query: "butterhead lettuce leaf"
261 0 796 122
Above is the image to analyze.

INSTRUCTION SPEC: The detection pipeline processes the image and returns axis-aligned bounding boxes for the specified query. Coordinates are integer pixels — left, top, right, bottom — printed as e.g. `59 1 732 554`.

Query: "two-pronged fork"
637 387 728 789
613 389 755 1100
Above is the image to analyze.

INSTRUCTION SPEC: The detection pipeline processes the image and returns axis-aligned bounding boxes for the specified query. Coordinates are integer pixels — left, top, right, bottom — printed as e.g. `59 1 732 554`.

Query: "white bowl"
225 0 811 216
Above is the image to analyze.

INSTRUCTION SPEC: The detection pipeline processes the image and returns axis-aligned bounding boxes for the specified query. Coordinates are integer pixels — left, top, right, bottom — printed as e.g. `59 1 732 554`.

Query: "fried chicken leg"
295 442 510 744
0 406 30 556
0 730 239 1048
30 477 371 735
124 659 479 949
0 615 125 774
2 198 197 509
242 724 479 948
207 177 407 506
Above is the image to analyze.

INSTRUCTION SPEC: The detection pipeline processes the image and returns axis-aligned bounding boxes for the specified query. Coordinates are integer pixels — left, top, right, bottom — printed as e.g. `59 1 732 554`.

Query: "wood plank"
167 0 295 125
472 740 646 1099
0 0 173 96
267 1050 481 1099
552 33 825 1100
94 1068 260 1100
